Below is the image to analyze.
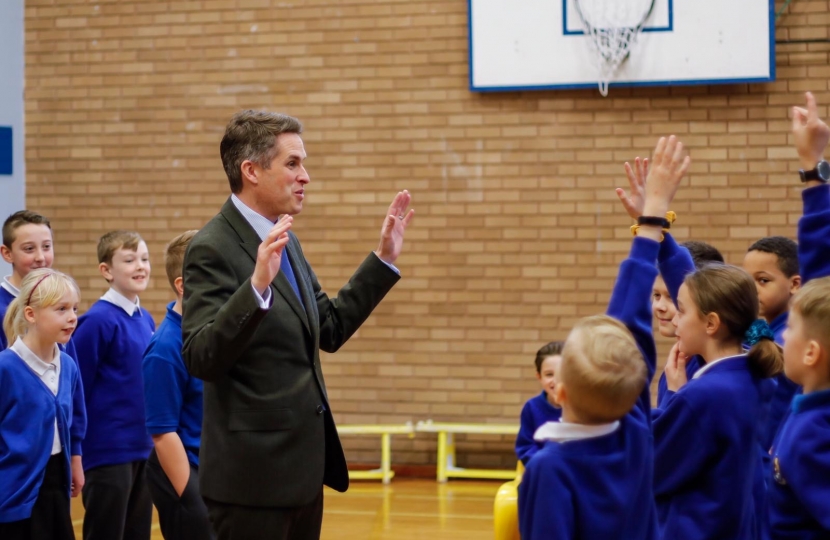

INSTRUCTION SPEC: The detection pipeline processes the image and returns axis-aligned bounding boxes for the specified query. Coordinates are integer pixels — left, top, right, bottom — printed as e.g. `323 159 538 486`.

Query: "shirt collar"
692 353 745 379
165 301 182 326
101 287 141 316
10 337 60 376
533 419 620 443
231 194 277 242
1 276 20 297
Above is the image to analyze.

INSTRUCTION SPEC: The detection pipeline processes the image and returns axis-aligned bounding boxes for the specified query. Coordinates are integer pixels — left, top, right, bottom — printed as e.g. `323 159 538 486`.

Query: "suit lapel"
285 236 318 345
221 199 311 336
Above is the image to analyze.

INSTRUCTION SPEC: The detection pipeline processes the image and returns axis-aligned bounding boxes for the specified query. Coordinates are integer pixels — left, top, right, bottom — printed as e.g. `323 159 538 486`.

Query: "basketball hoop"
572 0 656 96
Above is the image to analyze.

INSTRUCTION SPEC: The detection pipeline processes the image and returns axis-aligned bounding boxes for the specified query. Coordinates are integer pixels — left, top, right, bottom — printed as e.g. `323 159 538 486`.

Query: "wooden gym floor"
70 479 500 539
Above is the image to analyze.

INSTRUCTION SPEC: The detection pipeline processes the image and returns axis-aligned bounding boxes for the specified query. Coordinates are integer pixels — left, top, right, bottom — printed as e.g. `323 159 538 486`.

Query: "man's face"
253 133 310 218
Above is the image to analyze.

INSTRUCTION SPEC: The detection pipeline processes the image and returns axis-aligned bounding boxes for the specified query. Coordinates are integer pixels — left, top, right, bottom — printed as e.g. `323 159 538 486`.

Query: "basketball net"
572 0 656 96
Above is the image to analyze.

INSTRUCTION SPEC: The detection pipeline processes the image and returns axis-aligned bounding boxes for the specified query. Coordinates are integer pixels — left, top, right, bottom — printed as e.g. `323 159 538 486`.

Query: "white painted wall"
0 0 26 276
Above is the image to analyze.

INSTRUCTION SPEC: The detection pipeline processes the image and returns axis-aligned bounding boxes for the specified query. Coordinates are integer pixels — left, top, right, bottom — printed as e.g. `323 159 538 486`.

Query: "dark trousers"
82 460 152 540
145 449 214 540
0 453 75 540
205 490 324 540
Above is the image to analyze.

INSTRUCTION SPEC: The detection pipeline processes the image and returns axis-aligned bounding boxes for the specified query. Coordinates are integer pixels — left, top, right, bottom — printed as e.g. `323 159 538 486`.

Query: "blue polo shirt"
142 302 203 467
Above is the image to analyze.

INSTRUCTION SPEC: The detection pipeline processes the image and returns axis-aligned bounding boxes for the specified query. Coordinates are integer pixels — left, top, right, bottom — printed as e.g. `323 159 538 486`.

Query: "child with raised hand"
0 269 86 540
651 263 781 537
519 135 690 540
765 91 830 540
515 341 564 465
617 157 724 407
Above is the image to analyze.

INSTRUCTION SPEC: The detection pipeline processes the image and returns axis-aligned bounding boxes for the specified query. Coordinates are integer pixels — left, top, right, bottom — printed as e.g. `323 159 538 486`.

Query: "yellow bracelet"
630 211 676 240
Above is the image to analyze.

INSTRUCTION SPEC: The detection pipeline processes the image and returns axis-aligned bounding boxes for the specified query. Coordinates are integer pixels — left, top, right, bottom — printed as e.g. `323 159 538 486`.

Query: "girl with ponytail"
0 269 86 540
652 262 779 540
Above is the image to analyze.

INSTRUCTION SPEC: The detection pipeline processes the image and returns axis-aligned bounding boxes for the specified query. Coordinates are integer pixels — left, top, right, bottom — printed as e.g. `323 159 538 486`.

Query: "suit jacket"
182 198 400 508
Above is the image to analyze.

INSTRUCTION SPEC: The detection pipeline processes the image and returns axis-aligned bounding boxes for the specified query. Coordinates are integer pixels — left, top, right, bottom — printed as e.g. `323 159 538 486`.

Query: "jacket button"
316 405 324 415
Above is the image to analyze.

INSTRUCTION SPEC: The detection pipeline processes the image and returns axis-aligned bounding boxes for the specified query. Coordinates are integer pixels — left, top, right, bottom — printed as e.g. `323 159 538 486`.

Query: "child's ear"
98 262 113 282
23 305 36 325
790 275 802 294
174 276 185 298
552 382 566 408
803 339 823 368
0 245 12 264
705 312 722 336
535 371 542 382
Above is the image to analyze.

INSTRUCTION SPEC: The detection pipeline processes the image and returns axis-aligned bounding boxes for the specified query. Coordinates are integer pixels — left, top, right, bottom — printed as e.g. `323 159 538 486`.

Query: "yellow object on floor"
337 423 415 484
493 461 524 540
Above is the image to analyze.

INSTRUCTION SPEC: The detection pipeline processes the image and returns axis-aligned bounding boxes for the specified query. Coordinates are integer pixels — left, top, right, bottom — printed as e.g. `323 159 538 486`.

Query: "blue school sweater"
0 287 15 349
768 390 830 539
73 299 155 471
653 355 774 540
798 183 830 283
764 312 800 451
515 391 562 465
656 356 702 409
519 237 659 540
143 303 203 468
0 348 87 522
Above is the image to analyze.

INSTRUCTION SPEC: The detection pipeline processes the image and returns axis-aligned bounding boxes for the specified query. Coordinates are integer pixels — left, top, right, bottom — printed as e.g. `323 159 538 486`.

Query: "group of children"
517 92 830 539
0 213 211 540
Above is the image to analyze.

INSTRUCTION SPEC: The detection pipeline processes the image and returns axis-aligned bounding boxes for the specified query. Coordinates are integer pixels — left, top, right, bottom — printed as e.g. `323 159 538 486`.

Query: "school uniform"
0 340 86 540
768 390 830 539
763 313 800 450
653 353 775 540
142 302 213 540
72 289 155 540
797 183 830 283
515 392 562 465
519 236 659 540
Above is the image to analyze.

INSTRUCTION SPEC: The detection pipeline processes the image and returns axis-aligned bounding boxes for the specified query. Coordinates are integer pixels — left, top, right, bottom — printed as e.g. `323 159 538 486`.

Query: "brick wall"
24 0 830 467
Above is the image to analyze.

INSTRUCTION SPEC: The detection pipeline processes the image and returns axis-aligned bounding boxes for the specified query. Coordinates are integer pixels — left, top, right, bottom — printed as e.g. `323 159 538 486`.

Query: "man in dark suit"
181 110 413 540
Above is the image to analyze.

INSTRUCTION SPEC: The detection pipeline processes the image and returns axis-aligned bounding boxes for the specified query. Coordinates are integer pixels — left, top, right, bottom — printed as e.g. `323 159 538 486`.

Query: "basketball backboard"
469 0 775 92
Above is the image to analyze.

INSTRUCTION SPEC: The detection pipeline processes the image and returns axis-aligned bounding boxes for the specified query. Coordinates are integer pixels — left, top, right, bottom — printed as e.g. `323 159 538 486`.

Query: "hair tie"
26 273 54 306
745 319 774 347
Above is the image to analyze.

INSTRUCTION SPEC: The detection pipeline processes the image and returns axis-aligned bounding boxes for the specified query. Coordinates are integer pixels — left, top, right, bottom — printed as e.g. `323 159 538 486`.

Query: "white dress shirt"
101 287 141 316
11 338 62 455
534 419 621 443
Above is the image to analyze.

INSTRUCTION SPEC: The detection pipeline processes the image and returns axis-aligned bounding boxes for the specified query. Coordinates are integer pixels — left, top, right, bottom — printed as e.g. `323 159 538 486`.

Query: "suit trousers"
145 450 214 540
205 490 324 540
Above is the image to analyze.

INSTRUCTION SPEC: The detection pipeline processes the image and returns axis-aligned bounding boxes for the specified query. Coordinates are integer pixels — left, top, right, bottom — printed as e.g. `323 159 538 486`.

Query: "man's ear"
240 161 260 187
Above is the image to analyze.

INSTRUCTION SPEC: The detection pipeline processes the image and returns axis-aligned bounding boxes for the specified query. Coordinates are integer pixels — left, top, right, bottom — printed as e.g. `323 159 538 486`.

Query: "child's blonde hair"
791 276 830 351
97 230 143 265
3 268 81 345
560 315 647 423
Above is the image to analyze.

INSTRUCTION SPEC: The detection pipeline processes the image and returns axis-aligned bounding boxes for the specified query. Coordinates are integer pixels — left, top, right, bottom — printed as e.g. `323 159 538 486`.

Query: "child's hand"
616 157 649 219
643 136 691 217
71 455 85 497
792 91 830 170
665 342 689 392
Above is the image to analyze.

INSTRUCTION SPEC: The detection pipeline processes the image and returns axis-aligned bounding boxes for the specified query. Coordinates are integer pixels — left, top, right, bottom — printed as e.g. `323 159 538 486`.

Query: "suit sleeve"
516 402 539 465
301 247 400 354
607 236 660 418
181 238 269 381
798 184 830 284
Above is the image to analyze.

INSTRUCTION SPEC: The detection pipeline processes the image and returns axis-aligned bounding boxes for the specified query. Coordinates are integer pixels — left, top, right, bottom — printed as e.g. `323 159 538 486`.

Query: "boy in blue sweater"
743 236 802 449
515 341 564 465
519 135 690 540
143 230 213 540
73 230 156 540
0 269 86 540
767 91 830 540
